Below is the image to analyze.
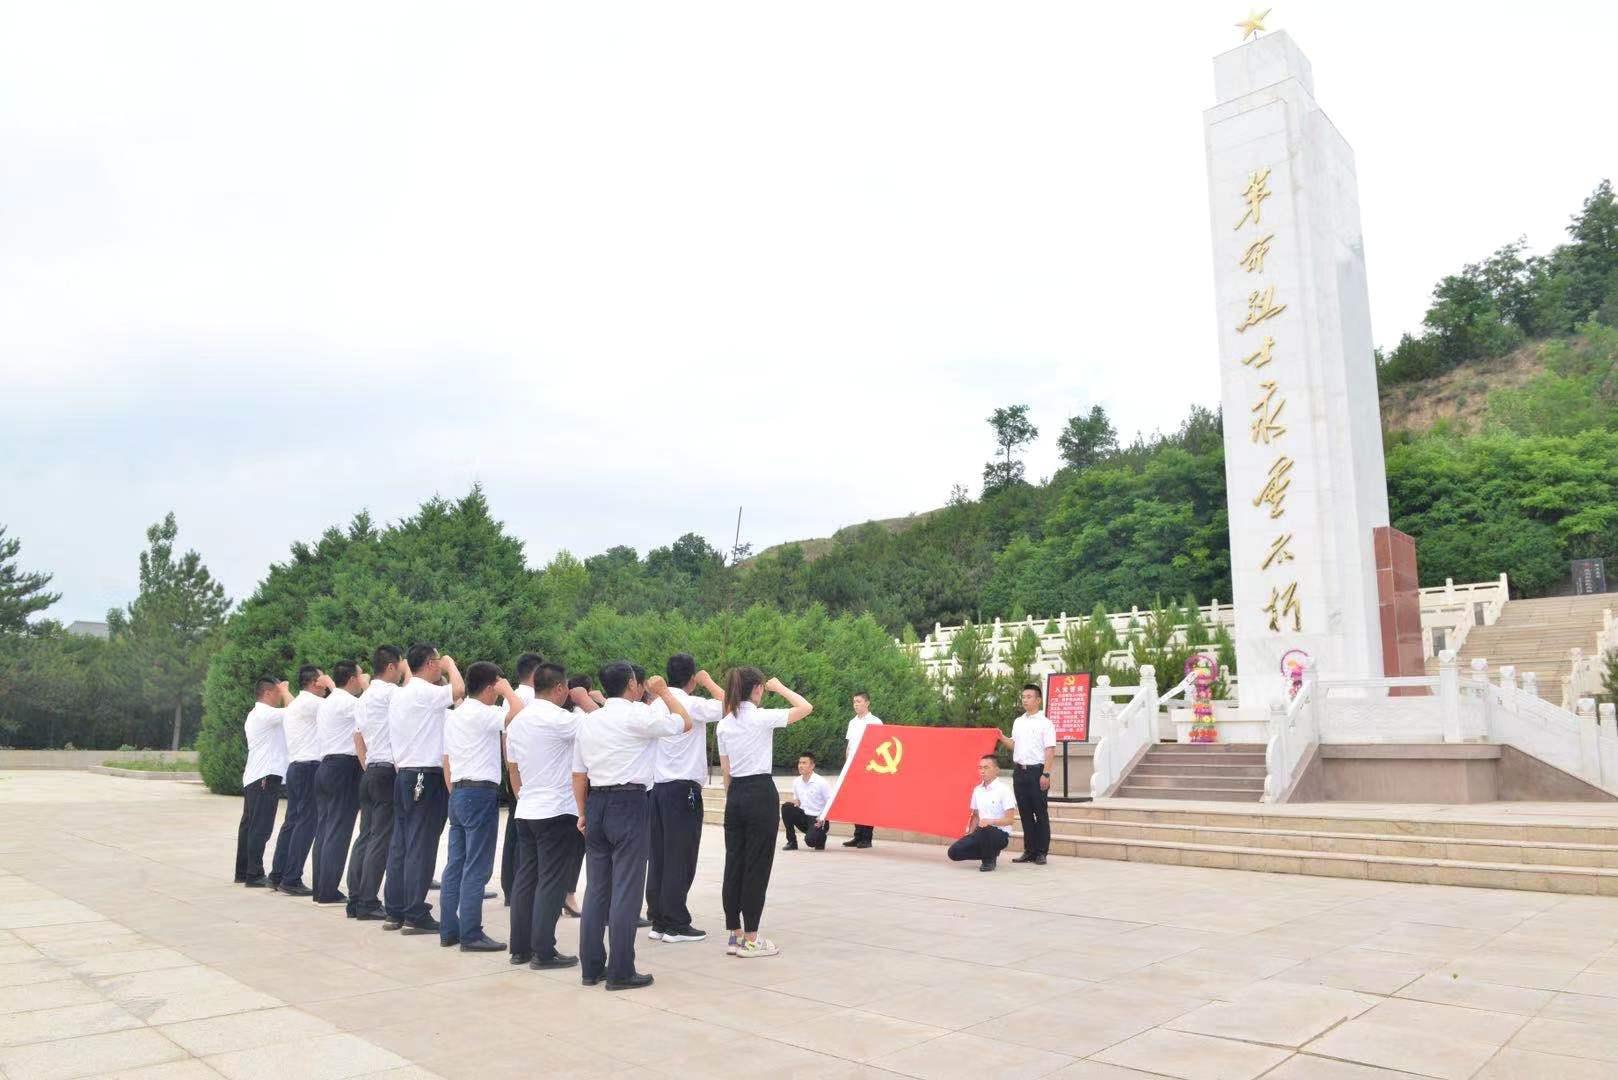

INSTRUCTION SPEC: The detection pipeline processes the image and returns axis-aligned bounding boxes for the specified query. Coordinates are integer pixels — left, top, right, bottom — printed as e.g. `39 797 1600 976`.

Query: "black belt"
366 761 396 770
321 753 358 763
592 783 646 793
400 766 443 773
453 779 498 791
1014 763 1044 771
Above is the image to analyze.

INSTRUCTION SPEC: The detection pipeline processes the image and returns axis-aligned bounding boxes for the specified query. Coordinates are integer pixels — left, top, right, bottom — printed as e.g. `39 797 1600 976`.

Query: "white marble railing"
1263 660 1317 802
1562 608 1617 707
1089 666 1159 798
907 575 1510 682
1261 651 1618 799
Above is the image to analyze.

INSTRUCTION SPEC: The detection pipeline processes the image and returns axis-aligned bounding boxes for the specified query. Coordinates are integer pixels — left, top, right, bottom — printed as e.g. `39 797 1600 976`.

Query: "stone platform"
8 772 1618 1078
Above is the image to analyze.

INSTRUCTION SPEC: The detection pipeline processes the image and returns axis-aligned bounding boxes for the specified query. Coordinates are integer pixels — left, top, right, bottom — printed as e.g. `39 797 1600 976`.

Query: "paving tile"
767 1007 948 1063
1509 1017 1618 1062
0 979 104 1014
1474 1048 1618 1078
870 1030 1073 1079
206 1032 409 1080
159 1004 342 1055
1165 980 1374 1046
0 1001 144 1047
0 1027 187 1080
1092 1028 1291 1079
1263 1058 1424 1079
0 958 68 988
1394 972 1556 1015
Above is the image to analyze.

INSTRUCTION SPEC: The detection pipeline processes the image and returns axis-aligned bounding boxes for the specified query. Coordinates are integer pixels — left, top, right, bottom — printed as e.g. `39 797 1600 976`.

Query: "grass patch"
103 759 198 772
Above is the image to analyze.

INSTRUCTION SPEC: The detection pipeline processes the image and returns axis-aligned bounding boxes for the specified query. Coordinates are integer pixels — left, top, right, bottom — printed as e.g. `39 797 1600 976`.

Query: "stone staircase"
1428 593 1611 698
1110 743 1266 801
701 788 1618 895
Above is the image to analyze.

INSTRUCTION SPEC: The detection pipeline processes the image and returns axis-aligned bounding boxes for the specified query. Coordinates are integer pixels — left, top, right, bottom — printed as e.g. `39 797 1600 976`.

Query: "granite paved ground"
5 772 1618 1079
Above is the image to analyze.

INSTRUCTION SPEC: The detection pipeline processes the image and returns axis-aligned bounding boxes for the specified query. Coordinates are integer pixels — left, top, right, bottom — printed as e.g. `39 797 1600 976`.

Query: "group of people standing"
232 643 837 989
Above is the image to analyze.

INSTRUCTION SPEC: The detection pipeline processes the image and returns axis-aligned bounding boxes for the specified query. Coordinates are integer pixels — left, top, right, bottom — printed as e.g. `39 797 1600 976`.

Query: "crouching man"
947 755 1017 872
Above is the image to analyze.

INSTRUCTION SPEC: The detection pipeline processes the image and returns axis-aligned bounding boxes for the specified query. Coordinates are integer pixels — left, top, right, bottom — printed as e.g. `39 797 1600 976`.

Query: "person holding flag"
841 691 881 848
997 683 1056 865
948 755 1017 871
716 668 813 959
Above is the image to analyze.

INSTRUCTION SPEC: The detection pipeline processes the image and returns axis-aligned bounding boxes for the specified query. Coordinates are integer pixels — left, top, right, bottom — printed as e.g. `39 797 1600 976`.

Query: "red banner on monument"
1045 672 1091 741
824 724 1002 839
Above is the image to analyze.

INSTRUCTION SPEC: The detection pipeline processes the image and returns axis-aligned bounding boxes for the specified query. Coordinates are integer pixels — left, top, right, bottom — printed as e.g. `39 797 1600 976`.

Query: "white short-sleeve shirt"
445 697 506 784
242 701 290 786
971 780 1017 834
793 772 832 817
653 688 724 784
1010 710 1057 766
390 677 455 769
572 698 684 787
716 701 791 778
516 684 535 704
283 689 325 764
356 679 396 766
315 688 362 758
845 712 883 751
507 698 579 819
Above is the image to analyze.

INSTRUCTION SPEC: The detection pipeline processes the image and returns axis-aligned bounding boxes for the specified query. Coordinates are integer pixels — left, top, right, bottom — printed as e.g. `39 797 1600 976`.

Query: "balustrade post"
1438 650 1461 743
1578 698 1601 783
1602 703 1618 790
1499 665 1517 691
1521 671 1539 699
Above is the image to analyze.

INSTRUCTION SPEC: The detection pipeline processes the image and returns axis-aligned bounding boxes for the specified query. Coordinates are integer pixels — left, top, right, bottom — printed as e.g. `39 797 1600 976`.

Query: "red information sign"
1045 672 1091 742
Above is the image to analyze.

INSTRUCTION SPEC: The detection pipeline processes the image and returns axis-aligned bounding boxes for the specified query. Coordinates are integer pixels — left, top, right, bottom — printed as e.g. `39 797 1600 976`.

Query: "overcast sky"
3 1 1614 622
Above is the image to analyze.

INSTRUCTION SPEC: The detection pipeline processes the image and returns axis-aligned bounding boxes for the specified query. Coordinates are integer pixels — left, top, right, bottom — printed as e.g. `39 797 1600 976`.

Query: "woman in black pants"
716 667 813 958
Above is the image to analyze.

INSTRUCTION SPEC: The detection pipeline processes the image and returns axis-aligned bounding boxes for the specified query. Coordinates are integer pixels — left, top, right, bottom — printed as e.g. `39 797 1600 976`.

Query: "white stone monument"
1203 25 1390 717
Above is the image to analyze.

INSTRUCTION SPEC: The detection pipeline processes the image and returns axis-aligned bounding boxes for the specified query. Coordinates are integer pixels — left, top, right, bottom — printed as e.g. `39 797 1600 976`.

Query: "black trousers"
509 814 583 959
722 775 779 933
646 780 703 932
384 767 448 923
781 803 828 849
1012 765 1050 857
270 759 319 886
500 798 518 904
948 826 1010 868
313 754 362 901
347 763 395 914
235 775 282 881
580 788 651 983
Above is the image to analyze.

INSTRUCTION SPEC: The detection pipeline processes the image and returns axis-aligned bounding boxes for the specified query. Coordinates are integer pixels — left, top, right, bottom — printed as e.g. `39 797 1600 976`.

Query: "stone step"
1052 805 1618 845
1044 832 1618 895
1055 818 1618 869
1112 785 1263 801
1131 763 1268 778
1119 773 1265 791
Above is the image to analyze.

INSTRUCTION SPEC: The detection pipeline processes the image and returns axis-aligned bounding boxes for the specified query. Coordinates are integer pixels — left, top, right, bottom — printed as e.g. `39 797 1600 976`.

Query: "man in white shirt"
312 660 370 905
349 645 405 920
842 691 882 848
500 651 545 907
506 661 593 969
781 752 832 851
571 661 692 991
269 665 334 895
997 682 1057 865
646 653 726 945
439 661 525 951
383 643 466 933
236 676 293 887
948 755 1017 871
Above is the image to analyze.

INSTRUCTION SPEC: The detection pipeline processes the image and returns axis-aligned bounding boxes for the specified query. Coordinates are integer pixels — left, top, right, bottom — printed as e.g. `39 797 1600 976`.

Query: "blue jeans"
440 785 499 943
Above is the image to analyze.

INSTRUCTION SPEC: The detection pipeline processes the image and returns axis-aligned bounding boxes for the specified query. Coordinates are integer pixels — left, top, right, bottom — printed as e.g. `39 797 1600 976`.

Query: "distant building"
65 620 110 640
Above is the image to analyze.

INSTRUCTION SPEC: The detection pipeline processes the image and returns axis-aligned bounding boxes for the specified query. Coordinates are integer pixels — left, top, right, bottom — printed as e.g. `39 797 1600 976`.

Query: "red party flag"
824 724 1002 839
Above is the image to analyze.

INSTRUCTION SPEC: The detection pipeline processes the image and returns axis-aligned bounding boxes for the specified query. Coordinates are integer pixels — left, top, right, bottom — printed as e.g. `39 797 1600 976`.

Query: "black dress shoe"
581 973 604 987
635 916 652 929
782 843 798 851
438 935 460 948
429 879 441 890
852 841 873 849
460 936 505 953
1012 852 1036 864
510 951 533 965
278 883 313 896
313 893 346 905
243 876 269 889
233 875 247 884
400 916 440 935
841 838 860 847
354 911 386 922
482 889 496 900
606 973 654 991
1033 854 1047 865
532 952 579 970
381 920 403 931
979 863 995 872
560 905 581 920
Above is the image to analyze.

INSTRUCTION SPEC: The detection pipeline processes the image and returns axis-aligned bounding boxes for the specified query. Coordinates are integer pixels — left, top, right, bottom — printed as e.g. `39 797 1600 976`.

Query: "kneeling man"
948 755 1017 872
781 753 831 851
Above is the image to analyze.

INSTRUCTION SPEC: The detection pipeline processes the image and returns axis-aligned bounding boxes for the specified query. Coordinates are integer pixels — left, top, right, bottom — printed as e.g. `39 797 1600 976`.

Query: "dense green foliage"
1378 181 1618 386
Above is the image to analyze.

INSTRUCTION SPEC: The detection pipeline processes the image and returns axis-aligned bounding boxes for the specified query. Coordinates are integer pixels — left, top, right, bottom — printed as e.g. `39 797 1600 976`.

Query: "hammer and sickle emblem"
866 737 904 775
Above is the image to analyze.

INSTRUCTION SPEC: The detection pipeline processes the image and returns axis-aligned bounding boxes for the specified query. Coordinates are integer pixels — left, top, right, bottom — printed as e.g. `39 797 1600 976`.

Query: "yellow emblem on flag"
866 737 904 775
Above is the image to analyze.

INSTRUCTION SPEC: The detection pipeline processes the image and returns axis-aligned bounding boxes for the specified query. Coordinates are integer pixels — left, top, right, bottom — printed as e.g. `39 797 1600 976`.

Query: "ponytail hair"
723 666 766 718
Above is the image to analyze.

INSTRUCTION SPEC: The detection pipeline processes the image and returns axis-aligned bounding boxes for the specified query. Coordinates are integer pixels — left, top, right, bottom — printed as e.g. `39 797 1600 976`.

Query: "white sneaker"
661 927 707 943
646 929 663 941
725 933 740 955
736 937 779 958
